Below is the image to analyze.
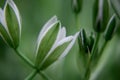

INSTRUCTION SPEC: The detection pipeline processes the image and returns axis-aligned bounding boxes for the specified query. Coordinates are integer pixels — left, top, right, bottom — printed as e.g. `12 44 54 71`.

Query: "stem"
75 14 79 30
14 48 35 69
25 70 37 80
90 33 100 59
98 40 107 58
84 33 100 80
39 71 50 80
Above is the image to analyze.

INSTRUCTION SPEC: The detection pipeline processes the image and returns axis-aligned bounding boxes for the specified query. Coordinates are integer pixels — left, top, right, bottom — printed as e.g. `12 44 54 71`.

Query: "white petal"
46 36 73 59
0 9 6 32
0 8 9 32
47 24 67 54
38 16 58 39
50 26 66 50
59 32 79 59
0 8 14 43
0 8 4 24
46 26 67 58
57 27 66 41
57 36 73 47
41 16 57 34
6 0 21 34
45 22 62 55
37 16 58 47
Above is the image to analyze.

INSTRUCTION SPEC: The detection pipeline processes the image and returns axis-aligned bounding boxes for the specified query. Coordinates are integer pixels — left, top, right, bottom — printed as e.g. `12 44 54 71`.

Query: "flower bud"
0 0 21 48
78 29 88 53
88 33 95 52
35 16 60 68
5 0 21 48
35 16 78 70
93 0 109 32
104 15 116 41
71 0 82 14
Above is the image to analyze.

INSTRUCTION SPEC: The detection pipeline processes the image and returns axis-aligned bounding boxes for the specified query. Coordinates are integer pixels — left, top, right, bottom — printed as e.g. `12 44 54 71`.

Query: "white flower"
0 0 21 48
35 16 79 70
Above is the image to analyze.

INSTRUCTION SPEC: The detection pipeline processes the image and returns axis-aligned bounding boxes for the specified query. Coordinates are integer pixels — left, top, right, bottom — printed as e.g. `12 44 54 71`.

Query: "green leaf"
110 0 120 19
5 3 20 48
40 38 72 70
35 22 60 68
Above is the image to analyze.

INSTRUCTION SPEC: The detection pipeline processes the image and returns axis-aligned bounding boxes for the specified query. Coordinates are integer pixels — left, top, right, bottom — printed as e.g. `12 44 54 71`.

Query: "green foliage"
0 0 120 80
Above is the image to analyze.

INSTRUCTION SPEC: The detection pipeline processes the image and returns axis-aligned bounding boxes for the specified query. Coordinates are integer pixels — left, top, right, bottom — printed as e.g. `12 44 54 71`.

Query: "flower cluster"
35 16 79 70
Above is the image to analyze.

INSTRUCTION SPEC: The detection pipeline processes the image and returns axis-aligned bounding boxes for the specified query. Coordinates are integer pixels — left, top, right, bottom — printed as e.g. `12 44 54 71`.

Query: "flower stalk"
14 48 35 69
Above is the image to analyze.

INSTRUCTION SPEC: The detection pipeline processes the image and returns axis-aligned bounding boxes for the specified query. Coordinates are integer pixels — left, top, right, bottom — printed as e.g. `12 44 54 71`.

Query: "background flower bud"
78 29 89 53
71 0 82 14
88 33 95 52
5 0 21 48
93 0 109 32
104 15 116 41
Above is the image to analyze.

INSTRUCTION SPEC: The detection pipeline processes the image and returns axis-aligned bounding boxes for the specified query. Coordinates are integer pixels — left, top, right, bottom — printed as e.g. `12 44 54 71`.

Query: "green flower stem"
90 33 100 59
14 48 35 69
84 33 100 80
13 48 50 80
25 70 37 80
75 14 80 30
39 71 50 80
98 40 107 58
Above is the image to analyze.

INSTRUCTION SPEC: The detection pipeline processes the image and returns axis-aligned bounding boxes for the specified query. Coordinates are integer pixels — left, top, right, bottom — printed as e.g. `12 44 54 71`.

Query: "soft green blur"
0 0 120 80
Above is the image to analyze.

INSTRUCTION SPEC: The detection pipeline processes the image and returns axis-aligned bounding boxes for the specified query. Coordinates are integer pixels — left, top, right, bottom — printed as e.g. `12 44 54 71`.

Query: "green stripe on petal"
5 2 20 48
0 23 14 47
40 37 73 70
35 22 60 68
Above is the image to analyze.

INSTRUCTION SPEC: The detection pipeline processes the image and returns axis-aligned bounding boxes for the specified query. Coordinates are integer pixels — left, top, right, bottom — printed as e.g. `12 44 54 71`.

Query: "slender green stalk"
39 71 50 80
13 48 50 80
14 48 35 69
98 41 107 58
84 33 100 80
75 14 80 30
25 70 37 80
90 33 100 59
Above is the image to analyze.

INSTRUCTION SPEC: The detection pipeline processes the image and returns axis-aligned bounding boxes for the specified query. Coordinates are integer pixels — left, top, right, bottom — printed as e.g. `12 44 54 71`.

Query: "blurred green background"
0 0 120 80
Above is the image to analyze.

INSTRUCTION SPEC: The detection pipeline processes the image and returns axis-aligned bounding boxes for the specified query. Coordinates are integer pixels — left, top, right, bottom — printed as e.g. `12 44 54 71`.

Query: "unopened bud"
78 29 88 53
104 15 116 41
93 0 109 32
71 0 82 14
88 33 95 52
